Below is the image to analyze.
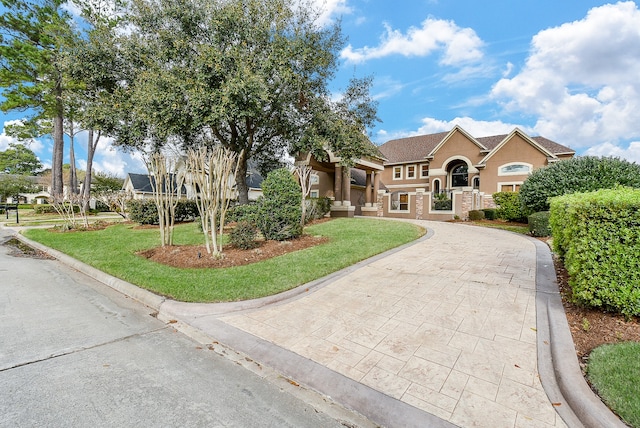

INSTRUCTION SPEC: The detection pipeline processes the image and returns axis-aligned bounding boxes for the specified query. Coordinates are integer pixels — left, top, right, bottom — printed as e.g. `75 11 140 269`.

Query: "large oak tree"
106 0 376 204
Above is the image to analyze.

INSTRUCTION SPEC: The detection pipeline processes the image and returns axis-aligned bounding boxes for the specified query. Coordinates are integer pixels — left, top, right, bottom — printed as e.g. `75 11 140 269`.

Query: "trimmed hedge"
127 199 199 225
468 210 485 221
492 192 526 222
481 208 497 220
550 187 640 317
528 211 550 237
520 156 640 215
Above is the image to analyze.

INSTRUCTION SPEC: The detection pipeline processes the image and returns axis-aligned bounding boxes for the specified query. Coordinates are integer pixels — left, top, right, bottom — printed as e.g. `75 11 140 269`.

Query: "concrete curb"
530 237 626 428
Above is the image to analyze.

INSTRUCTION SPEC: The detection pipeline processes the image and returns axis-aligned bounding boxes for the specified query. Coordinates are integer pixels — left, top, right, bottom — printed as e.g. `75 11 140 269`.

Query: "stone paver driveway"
220 220 566 428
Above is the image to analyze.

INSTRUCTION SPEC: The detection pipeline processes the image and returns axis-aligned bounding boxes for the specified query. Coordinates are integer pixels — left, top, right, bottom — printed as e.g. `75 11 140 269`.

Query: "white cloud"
309 0 352 27
584 141 640 164
375 116 529 144
340 17 484 65
416 117 529 137
491 1 640 150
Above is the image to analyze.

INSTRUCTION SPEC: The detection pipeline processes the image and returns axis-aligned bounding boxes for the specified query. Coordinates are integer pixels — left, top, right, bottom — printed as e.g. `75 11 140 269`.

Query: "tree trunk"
69 133 78 194
82 130 98 211
52 114 64 201
235 150 249 205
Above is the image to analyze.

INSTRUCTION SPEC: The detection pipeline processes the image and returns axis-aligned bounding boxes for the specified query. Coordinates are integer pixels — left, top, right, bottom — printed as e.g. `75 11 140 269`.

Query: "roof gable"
478 128 565 165
428 125 488 158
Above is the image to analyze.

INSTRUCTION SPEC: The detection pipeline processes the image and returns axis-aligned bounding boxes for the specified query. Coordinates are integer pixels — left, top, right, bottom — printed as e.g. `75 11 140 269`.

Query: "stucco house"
297 125 575 220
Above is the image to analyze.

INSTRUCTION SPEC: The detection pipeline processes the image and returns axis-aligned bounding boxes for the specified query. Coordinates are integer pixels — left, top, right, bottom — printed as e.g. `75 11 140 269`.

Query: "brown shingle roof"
378 132 449 164
379 130 574 165
532 136 575 155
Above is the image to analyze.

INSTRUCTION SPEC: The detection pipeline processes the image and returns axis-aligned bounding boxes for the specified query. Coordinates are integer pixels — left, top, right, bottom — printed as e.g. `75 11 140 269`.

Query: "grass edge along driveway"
23 218 424 303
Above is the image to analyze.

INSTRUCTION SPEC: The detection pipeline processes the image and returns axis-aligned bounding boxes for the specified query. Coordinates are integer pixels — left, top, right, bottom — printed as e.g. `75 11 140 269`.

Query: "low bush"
229 221 258 250
528 211 551 237
305 197 332 222
127 199 158 224
174 200 199 222
33 204 58 214
227 203 259 225
468 210 485 221
128 199 199 225
550 187 640 317
493 192 526 222
481 208 497 220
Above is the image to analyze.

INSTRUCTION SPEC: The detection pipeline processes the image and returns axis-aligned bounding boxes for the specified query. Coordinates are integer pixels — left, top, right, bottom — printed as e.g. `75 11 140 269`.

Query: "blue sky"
2 0 640 176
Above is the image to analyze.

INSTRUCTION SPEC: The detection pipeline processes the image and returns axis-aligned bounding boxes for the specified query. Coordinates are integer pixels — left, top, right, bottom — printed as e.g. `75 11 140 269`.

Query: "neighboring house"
2 174 51 204
123 169 264 201
298 125 575 220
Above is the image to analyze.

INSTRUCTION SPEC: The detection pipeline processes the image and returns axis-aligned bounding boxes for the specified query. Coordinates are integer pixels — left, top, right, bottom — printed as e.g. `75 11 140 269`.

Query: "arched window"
473 176 480 189
433 178 441 194
451 163 468 187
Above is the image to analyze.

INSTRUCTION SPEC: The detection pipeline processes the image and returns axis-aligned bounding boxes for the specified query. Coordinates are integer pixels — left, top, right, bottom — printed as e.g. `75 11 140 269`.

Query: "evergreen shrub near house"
128 199 199 225
256 168 302 241
227 202 259 225
305 197 332 222
549 187 640 317
481 208 497 220
127 199 158 224
493 192 526 222
229 221 258 250
468 210 484 221
528 211 551 237
520 156 640 215
33 204 57 214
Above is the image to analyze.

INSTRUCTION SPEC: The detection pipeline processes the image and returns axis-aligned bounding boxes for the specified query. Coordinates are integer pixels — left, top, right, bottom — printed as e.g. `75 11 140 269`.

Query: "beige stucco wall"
480 135 551 194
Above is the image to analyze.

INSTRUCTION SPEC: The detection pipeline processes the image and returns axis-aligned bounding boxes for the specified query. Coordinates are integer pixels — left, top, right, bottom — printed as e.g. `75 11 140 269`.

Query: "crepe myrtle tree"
145 152 185 247
185 146 240 258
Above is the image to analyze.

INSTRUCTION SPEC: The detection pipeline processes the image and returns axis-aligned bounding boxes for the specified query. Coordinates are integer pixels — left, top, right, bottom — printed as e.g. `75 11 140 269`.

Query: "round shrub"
520 156 640 215
468 210 485 221
493 192 526 222
528 211 551 237
229 221 258 249
256 168 302 241
481 208 497 220
127 199 159 224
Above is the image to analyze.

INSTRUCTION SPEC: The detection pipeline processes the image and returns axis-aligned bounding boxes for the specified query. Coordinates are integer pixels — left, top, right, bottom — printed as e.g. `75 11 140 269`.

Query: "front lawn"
586 342 640 427
23 218 424 302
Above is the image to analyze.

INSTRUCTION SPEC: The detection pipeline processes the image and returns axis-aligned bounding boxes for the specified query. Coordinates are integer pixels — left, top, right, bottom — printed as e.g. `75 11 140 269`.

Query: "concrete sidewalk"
8 220 626 428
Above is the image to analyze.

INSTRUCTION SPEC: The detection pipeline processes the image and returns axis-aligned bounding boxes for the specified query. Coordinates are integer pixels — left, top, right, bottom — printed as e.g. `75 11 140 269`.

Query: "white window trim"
498 162 532 176
310 190 319 198
389 191 411 212
420 163 429 178
392 166 403 180
432 178 442 193
310 174 320 184
406 164 417 179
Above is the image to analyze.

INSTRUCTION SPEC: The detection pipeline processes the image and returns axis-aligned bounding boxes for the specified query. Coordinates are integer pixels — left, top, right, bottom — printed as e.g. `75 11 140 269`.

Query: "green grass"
586 342 640 427
23 218 424 302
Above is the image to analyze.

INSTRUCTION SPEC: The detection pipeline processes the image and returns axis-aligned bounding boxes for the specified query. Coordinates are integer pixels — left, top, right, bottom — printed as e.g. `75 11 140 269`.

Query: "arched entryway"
448 161 469 188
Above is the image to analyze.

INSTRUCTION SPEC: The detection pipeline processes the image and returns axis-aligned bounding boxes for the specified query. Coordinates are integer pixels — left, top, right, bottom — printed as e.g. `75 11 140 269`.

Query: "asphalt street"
0 228 368 428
